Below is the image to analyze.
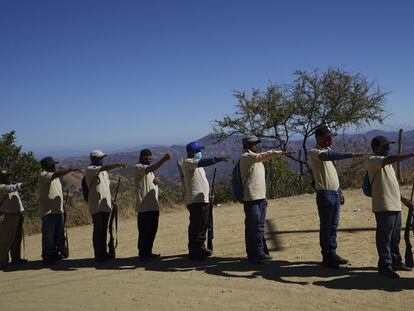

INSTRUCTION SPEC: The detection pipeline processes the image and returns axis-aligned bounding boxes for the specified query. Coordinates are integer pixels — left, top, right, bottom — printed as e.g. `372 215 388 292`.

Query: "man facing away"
240 135 294 264
0 170 29 269
365 135 413 278
134 149 171 261
85 150 127 263
309 125 367 269
38 157 79 264
181 141 229 261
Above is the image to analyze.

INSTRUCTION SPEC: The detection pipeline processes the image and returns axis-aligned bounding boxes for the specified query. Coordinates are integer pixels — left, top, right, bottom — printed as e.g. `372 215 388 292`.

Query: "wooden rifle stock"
60 190 69 258
207 168 217 251
404 182 414 267
108 177 121 258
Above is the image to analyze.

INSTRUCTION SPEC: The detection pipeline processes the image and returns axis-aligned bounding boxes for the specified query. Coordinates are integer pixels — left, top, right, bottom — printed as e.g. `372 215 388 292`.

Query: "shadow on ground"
3 255 413 292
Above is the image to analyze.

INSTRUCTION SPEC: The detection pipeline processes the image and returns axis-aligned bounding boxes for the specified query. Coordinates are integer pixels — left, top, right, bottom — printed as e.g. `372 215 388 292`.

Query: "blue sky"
1 0 413 157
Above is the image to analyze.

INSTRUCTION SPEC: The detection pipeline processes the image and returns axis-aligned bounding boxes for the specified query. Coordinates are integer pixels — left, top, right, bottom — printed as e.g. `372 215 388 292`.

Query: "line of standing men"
1 128 414 277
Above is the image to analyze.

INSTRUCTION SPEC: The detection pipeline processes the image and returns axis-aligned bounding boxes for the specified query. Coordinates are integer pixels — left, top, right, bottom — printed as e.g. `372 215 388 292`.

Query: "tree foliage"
0 131 41 216
215 67 388 170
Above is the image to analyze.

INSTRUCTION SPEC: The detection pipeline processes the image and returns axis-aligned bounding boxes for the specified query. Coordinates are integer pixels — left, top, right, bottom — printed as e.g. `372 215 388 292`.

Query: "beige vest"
182 158 210 205
365 156 401 212
309 147 340 191
38 171 64 216
134 164 159 213
85 166 112 214
240 151 266 201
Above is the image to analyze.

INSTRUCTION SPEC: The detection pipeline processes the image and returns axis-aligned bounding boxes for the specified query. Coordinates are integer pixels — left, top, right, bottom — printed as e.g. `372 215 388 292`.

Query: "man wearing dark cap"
180 141 229 261
365 135 414 278
85 150 127 263
38 157 79 264
309 125 367 269
134 149 171 261
0 170 30 269
240 135 294 264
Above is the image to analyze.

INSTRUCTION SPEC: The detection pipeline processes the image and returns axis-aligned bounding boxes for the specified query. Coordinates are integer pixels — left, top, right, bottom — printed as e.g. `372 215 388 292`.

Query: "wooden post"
397 129 403 183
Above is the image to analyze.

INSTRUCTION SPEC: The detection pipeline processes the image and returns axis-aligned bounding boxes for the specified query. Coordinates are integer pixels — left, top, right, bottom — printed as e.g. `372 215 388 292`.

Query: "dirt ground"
1 187 413 311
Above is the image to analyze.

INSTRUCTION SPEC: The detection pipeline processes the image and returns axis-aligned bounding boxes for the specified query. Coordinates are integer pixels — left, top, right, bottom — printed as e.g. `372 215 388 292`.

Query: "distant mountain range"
59 129 414 187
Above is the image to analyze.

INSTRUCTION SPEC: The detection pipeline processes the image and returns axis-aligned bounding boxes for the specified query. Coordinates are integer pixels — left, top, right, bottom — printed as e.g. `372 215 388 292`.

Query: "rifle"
108 177 121 258
60 190 70 258
207 168 217 252
404 182 414 268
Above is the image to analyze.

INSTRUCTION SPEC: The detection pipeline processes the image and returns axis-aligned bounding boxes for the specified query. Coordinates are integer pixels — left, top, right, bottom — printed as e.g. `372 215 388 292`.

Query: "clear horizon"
2 1 414 157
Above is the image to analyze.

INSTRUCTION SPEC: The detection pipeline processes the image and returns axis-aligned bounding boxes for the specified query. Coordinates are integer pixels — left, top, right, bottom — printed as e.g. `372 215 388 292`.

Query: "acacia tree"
0 131 41 216
215 67 388 171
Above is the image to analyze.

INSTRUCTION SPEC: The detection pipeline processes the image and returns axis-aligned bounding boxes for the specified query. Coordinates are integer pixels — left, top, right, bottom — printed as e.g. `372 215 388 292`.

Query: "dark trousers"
137 211 159 257
92 212 110 259
375 211 402 270
244 199 267 259
187 203 209 255
316 190 340 259
10 213 24 260
41 213 64 259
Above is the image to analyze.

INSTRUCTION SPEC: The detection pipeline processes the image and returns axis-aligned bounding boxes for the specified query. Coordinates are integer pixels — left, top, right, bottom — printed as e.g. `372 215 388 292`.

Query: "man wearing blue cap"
181 141 229 261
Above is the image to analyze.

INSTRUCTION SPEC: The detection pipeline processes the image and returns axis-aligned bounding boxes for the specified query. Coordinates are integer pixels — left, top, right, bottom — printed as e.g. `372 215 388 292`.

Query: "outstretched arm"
198 156 230 167
255 150 295 163
52 168 81 180
319 151 368 161
382 153 414 167
100 163 127 172
146 154 171 173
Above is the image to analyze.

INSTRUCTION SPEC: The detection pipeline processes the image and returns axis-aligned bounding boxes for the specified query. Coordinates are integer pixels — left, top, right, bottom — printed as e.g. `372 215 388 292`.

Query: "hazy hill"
59 130 414 191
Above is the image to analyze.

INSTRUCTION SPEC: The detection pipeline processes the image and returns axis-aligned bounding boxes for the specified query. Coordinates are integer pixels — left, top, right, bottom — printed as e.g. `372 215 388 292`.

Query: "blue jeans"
316 190 340 258
92 212 110 259
375 211 402 270
244 199 267 259
41 213 64 260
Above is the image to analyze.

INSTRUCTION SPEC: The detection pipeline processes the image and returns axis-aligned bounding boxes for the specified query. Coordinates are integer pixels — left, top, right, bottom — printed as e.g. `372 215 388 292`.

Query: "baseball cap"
371 135 395 148
243 135 261 144
90 150 107 158
40 157 59 168
186 142 204 153
315 125 337 137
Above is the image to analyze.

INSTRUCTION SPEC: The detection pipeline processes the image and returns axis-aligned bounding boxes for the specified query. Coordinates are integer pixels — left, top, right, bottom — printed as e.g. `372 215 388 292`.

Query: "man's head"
40 156 58 172
243 135 261 153
186 142 204 159
89 150 107 166
0 169 11 184
315 125 337 148
371 135 395 156
139 149 152 165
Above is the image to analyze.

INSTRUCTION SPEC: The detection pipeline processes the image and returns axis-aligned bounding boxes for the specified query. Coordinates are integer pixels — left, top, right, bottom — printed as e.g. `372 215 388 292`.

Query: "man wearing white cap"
240 135 294 264
85 150 127 263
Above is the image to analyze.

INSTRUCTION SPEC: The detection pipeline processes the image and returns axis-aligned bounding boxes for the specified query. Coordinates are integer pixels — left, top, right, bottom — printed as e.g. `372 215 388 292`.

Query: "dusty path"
1 188 413 310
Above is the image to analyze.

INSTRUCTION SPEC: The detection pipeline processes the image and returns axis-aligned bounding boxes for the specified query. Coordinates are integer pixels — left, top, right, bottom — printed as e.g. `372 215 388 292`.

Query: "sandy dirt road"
1 188 413 310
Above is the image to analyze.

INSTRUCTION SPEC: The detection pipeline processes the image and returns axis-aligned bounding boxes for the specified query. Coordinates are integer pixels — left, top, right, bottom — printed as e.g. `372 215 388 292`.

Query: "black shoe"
322 258 340 269
139 256 152 262
332 254 349 265
201 249 212 257
104 252 115 259
149 253 161 259
94 257 108 263
392 263 413 271
379 268 400 279
248 254 272 265
11 258 28 265
42 258 58 265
